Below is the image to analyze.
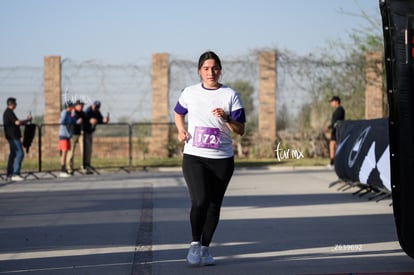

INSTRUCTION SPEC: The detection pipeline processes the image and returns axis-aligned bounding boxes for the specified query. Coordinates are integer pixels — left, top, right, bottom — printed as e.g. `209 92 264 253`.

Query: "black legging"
182 154 234 247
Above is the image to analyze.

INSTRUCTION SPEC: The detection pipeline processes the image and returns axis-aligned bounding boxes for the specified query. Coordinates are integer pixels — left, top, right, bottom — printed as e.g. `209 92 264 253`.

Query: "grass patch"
235 157 329 167
1 157 329 173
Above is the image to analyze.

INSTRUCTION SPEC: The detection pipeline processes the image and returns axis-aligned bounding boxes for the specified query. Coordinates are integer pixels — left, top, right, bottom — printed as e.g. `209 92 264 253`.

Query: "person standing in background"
58 100 81 177
66 100 85 175
83 100 109 174
325 96 345 169
2 97 32 181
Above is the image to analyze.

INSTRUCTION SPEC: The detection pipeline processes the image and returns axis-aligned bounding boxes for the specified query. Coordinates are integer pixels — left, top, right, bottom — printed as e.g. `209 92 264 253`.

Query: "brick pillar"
149 53 169 157
258 51 277 144
365 51 384 119
43 56 62 158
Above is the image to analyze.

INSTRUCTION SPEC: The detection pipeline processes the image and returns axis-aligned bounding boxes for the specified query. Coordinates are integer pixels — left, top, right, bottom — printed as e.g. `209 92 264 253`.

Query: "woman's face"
198 59 221 89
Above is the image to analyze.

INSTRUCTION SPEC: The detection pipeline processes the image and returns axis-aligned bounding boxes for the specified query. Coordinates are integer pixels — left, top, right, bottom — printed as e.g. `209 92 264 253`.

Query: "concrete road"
0 167 413 274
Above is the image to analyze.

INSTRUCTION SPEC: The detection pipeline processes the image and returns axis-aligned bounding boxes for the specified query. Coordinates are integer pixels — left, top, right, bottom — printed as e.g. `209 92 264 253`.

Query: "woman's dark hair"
198 51 222 70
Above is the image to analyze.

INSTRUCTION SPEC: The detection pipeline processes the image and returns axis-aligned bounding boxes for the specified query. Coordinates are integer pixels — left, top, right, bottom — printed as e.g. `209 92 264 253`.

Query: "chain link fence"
1 50 375 176
1 51 324 125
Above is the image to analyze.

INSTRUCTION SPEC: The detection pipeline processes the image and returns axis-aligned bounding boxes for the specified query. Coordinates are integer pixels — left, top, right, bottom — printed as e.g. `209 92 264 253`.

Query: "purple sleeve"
230 108 246 123
174 102 188 115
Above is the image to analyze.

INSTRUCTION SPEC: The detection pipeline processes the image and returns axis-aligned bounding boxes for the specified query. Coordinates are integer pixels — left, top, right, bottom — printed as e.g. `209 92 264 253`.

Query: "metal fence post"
128 123 132 167
38 124 42 172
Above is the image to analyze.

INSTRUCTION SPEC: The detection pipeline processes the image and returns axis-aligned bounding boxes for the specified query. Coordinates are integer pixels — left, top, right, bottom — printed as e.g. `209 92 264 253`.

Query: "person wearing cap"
325 96 345 168
58 100 82 177
83 100 109 174
2 97 32 181
66 99 86 175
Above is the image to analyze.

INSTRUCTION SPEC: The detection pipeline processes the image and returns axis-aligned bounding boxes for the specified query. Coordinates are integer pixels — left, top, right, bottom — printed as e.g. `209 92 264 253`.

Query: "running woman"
174 51 246 266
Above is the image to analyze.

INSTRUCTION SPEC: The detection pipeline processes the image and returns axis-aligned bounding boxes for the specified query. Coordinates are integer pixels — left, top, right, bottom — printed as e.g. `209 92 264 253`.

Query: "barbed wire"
0 49 368 126
0 66 43 118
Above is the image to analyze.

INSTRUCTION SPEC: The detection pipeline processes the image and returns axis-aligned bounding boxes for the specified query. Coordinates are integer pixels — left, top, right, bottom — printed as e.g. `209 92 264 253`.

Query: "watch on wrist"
225 115 231 122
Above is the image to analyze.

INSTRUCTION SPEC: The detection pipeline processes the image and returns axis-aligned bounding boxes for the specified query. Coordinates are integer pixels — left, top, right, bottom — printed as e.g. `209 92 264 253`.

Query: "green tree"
226 80 254 119
277 103 290 130
226 80 256 157
293 10 384 130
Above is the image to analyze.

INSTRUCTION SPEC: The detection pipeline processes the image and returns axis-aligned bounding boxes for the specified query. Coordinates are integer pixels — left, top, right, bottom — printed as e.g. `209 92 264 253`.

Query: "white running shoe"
200 246 215 266
11 175 24 181
186 242 201 266
59 172 71 178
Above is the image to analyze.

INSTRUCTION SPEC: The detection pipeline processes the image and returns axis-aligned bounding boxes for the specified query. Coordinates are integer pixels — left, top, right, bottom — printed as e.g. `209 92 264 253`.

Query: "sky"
0 0 382 67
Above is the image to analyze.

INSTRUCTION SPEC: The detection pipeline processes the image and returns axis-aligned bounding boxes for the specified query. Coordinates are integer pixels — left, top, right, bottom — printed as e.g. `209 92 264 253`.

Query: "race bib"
193 126 220 149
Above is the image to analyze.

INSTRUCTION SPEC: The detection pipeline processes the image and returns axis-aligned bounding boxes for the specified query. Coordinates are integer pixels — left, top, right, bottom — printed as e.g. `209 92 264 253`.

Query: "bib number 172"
192 126 220 149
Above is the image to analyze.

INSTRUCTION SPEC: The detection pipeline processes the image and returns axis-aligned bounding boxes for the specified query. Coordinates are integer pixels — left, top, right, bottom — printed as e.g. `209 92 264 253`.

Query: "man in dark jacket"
325 96 345 168
3 97 32 181
83 100 109 174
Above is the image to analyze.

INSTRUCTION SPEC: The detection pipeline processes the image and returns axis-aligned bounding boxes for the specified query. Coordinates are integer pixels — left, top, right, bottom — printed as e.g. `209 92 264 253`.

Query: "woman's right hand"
177 130 189 143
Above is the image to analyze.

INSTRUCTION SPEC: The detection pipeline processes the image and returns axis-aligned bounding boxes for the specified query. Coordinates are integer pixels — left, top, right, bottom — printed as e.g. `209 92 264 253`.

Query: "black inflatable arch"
380 0 414 259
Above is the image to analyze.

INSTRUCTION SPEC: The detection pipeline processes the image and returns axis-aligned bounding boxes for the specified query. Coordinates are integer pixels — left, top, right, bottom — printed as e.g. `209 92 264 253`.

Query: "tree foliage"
226 80 254 119
287 9 384 130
